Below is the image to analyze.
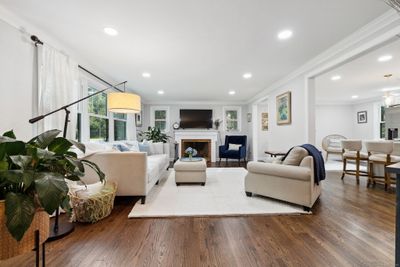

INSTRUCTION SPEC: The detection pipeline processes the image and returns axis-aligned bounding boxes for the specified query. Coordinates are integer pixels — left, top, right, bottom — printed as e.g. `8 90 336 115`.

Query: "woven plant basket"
0 201 49 260
70 181 117 223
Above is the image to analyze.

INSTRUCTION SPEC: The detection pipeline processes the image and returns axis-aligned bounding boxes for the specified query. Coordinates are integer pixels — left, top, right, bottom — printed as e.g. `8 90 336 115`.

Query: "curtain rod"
30 35 123 92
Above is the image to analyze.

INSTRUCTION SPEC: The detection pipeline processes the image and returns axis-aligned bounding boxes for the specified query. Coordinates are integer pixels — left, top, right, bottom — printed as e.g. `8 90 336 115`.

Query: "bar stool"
340 140 368 184
365 140 400 190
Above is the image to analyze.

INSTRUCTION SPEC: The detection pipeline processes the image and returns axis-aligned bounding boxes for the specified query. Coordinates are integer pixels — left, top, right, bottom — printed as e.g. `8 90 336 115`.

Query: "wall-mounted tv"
179 109 213 129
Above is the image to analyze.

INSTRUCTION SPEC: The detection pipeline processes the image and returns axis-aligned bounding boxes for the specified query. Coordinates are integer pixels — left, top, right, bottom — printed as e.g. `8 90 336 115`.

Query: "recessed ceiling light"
157 90 164 95
378 55 393 62
351 95 359 99
104 27 118 36
277 30 293 40
142 72 151 78
331 75 342 81
229 90 236 95
243 73 252 79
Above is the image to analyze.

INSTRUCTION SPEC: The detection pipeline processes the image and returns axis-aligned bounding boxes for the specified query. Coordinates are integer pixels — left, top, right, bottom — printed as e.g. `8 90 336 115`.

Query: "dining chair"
340 140 368 184
365 140 400 191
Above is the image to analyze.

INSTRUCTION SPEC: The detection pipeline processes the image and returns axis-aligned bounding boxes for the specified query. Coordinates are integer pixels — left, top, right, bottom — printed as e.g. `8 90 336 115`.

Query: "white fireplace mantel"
174 130 219 162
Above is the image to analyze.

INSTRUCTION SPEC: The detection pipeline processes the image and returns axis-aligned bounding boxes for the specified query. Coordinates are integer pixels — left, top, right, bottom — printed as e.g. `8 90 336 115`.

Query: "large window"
223 106 241 132
114 113 127 141
75 79 130 142
150 106 169 132
88 87 109 141
380 105 386 139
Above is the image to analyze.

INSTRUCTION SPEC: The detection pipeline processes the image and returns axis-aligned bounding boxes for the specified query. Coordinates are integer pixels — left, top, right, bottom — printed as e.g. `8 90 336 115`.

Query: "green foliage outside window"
226 110 238 131
88 88 107 116
90 117 109 141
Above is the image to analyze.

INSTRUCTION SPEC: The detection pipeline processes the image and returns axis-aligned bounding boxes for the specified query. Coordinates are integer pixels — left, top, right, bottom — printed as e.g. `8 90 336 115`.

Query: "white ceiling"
0 0 390 102
316 38 400 104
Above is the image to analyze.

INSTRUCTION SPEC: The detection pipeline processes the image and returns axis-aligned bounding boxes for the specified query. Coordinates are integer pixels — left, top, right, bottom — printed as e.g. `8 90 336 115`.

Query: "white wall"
266 76 308 151
315 105 354 150
352 101 381 140
314 100 383 150
257 102 269 159
0 20 36 140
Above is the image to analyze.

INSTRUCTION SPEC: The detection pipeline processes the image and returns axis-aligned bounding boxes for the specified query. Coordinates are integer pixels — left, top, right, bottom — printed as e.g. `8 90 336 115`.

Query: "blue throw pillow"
139 143 150 153
113 143 130 152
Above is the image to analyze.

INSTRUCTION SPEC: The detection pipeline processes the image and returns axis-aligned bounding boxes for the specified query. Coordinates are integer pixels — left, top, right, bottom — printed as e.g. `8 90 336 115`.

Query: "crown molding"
316 96 383 106
247 10 400 104
144 100 247 106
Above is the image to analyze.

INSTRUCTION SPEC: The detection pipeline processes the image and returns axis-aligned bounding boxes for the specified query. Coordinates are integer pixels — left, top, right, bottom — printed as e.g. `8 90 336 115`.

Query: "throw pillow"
149 142 164 155
139 142 150 153
125 140 140 152
228 143 241 151
113 143 130 152
282 147 308 166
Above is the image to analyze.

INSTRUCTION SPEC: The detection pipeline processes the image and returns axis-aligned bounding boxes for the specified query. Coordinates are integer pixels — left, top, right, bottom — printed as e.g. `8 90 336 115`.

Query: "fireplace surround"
174 130 219 162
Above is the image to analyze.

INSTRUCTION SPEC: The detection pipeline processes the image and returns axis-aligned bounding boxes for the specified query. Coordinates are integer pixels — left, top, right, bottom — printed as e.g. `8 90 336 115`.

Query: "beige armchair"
322 134 347 162
245 155 321 211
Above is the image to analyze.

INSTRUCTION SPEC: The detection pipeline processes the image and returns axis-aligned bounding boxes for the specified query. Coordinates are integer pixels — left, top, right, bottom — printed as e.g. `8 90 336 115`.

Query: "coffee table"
174 158 207 186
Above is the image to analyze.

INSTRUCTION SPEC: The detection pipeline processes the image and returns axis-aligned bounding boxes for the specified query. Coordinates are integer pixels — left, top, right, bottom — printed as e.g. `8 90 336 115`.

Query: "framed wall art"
276 91 291 125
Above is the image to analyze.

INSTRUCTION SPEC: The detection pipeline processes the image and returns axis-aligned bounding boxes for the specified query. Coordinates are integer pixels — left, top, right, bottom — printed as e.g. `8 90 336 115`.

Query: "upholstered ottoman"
174 158 207 186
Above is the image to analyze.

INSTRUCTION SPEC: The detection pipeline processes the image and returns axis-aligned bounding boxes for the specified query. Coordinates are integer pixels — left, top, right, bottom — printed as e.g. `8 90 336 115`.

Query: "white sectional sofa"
79 141 170 204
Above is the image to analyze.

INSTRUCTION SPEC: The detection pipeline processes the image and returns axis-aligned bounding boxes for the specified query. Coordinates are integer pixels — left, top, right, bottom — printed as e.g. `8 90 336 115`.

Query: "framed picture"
135 111 143 127
261 112 268 131
276 91 291 125
247 113 252 123
357 111 367 124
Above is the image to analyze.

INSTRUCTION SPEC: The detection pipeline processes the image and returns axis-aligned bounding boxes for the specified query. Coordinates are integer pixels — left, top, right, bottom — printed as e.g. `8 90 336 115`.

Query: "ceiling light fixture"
277 30 293 40
104 27 118 36
331 75 342 81
378 54 393 62
229 91 236 95
157 90 164 95
243 73 252 79
351 95 359 99
142 72 151 78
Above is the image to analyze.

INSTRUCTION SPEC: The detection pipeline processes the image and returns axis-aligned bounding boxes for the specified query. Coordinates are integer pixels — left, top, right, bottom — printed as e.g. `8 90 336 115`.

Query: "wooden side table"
386 162 400 266
264 150 286 158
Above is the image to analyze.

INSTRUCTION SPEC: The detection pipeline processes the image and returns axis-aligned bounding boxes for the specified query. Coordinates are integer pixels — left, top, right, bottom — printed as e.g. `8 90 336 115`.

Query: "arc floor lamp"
29 36 141 241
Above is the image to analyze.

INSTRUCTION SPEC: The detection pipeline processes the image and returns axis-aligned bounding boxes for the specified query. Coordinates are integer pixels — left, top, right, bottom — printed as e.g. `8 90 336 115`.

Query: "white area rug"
128 168 307 218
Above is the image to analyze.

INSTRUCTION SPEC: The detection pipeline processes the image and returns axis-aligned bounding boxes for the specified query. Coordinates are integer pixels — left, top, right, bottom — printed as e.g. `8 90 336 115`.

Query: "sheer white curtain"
37 45 79 139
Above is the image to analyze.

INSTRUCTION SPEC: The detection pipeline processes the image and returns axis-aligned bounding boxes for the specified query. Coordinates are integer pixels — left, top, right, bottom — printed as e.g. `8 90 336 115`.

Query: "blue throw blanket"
282 144 326 185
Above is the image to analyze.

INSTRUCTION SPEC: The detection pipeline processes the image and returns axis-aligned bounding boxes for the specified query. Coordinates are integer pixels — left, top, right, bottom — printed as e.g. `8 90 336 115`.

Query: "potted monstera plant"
0 129 104 259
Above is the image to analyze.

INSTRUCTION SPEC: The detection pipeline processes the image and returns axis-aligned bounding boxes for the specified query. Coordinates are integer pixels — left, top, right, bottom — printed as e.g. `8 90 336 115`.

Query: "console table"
386 162 400 266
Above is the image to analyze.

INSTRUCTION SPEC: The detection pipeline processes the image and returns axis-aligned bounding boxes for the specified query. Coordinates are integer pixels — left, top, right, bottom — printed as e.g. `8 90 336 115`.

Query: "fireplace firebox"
181 139 211 162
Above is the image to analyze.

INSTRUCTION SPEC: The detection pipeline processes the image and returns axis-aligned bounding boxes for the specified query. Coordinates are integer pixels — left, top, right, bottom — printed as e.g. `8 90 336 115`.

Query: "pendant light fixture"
108 82 141 113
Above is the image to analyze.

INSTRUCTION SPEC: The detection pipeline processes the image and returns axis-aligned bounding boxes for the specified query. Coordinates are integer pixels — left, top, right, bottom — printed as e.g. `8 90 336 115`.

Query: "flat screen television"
180 109 213 129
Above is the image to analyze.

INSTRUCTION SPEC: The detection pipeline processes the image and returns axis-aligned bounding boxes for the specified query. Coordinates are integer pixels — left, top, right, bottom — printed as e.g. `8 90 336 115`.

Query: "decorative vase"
0 200 50 260
189 154 192 160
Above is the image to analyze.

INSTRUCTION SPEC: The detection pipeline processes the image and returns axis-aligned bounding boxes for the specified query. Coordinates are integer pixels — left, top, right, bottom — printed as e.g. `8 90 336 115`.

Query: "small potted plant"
214 119 222 130
185 147 198 160
0 129 104 260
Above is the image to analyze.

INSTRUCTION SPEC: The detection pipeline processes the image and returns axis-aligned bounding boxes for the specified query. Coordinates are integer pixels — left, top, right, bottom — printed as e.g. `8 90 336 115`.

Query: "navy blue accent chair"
219 135 247 166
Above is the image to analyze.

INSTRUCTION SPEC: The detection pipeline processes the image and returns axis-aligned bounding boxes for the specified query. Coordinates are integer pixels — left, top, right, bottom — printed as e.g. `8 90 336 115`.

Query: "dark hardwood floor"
2 163 395 267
